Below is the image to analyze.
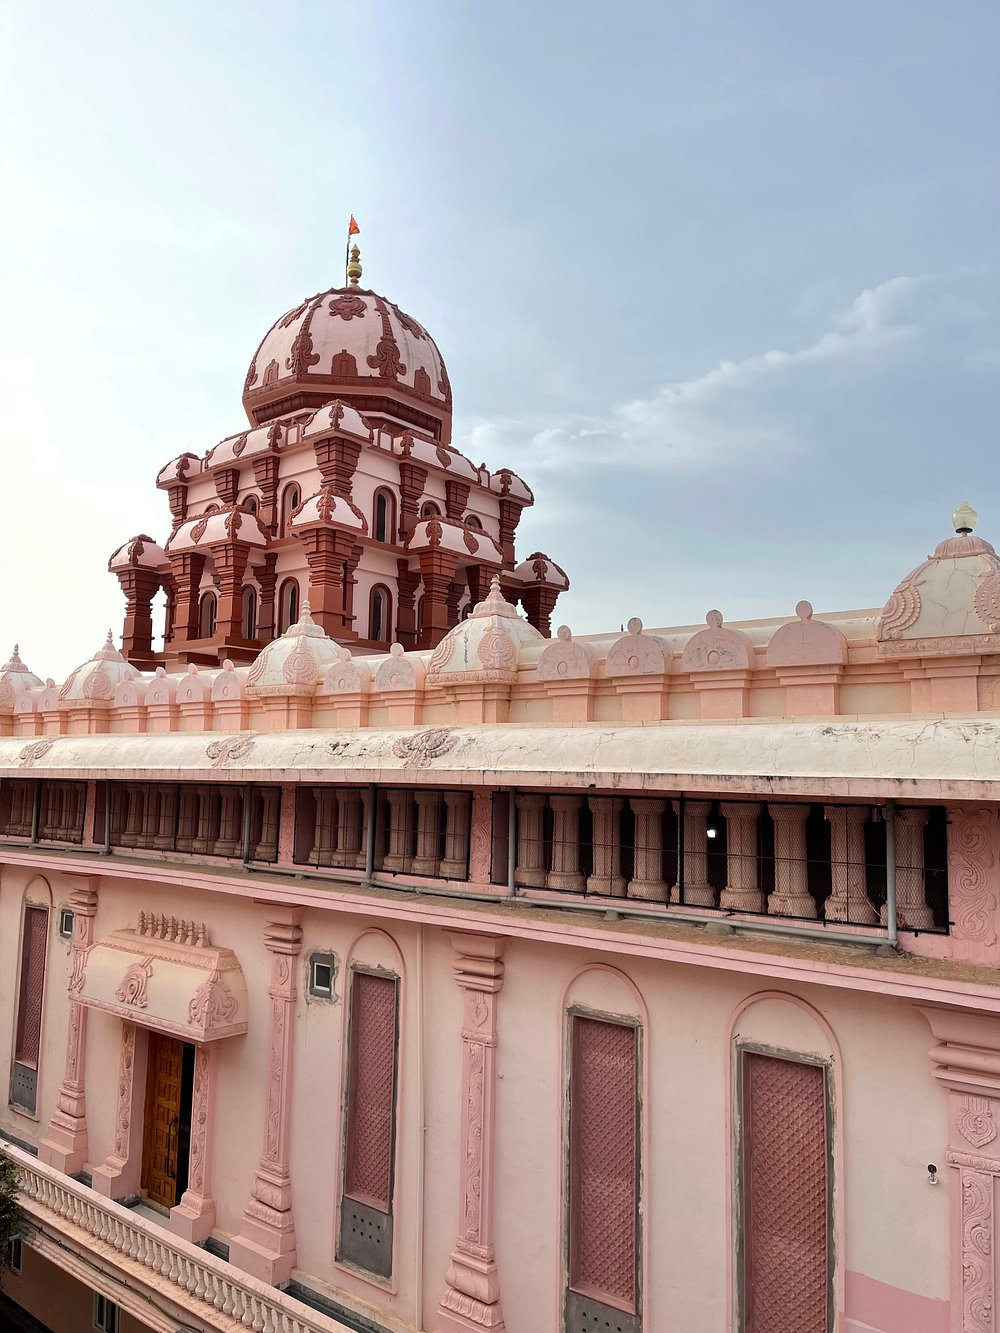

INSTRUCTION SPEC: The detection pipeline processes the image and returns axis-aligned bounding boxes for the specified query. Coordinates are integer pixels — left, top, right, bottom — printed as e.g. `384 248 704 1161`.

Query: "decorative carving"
464 1039 486 1243
189 514 209 544
951 809 999 947
286 327 320 378
537 625 596 680
879 568 926 640
428 631 456 674
114 1025 136 1157
188 969 238 1028
187 1045 211 1194
68 946 91 993
477 622 516 672
281 637 316 686
975 570 1000 633
136 912 209 945
278 298 311 329
394 305 427 339
681 609 753 672
206 734 255 768
959 1097 998 1150
392 727 458 768
115 958 153 1008
263 997 285 1165
606 617 670 676
367 298 406 381
960 1167 994 1332
766 601 848 667
328 294 367 320
18 738 55 766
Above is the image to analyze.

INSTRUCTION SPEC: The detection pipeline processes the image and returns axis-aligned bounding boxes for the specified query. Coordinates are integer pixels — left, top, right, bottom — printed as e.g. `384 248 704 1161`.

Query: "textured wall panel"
344 971 398 1212
15 906 48 1065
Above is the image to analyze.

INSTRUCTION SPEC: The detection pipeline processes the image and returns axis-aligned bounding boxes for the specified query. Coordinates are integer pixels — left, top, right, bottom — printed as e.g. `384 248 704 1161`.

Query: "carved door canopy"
74 916 247 1042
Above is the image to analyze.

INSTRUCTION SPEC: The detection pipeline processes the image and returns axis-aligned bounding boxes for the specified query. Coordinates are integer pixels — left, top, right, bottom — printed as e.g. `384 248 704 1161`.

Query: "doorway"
141 1032 195 1209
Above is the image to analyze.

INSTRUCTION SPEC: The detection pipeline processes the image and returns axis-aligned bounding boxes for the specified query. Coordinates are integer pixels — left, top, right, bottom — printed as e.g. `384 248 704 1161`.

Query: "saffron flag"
348 215 360 236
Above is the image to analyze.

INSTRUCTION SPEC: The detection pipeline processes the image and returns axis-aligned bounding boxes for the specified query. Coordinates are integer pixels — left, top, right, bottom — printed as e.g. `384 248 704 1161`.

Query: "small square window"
7 1235 21 1273
58 908 74 940
93 1293 118 1333
309 953 335 998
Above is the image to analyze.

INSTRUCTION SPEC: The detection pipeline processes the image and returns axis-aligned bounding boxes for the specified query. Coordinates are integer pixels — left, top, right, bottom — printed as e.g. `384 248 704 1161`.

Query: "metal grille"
569 1016 637 1310
344 971 398 1212
15 905 48 1065
742 1053 829 1333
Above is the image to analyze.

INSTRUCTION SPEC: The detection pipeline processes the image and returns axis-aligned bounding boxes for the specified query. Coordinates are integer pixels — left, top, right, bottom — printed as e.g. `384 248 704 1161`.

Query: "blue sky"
1 1 998 677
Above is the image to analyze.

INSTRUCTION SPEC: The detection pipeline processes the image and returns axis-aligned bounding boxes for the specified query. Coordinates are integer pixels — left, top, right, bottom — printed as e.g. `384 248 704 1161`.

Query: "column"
514 794 548 888
253 786 281 862
396 561 422 649
418 550 460 648
547 795 585 892
310 787 337 867
587 797 626 896
154 784 176 850
115 567 160 666
39 877 99 1174
170 1043 218 1242
230 907 303 1287
438 933 507 1333
412 791 443 875
121 783 145 848
257 552 279 643
677 800 714 907
333 787 363 868
300 527 360 637
216 786 243 857
382 789 415 873
441 791 473 878
209 541 251 643
887 807 934 930
355 787 372 870
824 805 876 924
168 551 207 645
627 797 668 901
91 1022 150 1200
767 804 816 919
719 802 763 912
192 784 218 855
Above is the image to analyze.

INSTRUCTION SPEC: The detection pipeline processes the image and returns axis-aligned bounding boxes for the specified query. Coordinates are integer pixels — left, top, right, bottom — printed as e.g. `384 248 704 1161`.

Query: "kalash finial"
953 500 978 535
347 243 362 287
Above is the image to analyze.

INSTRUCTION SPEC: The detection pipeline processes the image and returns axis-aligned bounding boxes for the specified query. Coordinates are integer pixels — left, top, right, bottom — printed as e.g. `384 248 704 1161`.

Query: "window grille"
102 782 280 862
11 905 48 1114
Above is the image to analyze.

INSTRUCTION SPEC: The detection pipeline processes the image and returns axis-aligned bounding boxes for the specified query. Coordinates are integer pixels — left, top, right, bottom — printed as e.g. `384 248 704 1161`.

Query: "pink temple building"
1 255 999 1333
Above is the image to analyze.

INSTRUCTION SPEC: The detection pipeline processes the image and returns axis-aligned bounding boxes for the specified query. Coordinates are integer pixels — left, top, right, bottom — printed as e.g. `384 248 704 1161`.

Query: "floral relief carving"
187 1045 210 1194
975 570 1000 633
205 734 256 768
18 738 55 766
116 957 153 1008
278 298 311 329
263 997 285 1165
878 568 926 640
463 1039 486 1244
329 294 367 320
960 1167 994 1333
189 515 209 544
427 632 456 674
188 970 238 1028
394 305 427 339
69 945 92 993
950 809 999 947
281 638 317 687
367 298 406 381
959 1098 999 1151
114 1025 136 1157
477 624 516 672
392 727 458 768
286 327 321 378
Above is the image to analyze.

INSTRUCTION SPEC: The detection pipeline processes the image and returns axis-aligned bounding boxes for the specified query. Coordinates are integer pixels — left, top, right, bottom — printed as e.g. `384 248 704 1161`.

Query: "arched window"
420 501 440 520
198 592 217 638
278 579 299 633
281 485 301 536
370 585 392 644
373 489 397 544
243 495 260 515
242 586 258 640
465 514 483 530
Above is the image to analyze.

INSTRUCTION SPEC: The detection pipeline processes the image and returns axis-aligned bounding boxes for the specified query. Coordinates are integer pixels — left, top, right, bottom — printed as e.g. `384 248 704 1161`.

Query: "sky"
0 0 998 680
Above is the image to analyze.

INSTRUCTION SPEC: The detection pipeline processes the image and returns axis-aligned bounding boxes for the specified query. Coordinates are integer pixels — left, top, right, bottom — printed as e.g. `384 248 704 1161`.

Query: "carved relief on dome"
321 647 372 695
329 294 367 320
332 350 359 377
374 643 423 692
367 299 406 381
974 570 1000 633
878 570 924 641
537 626 596 681
244 360 259 392
681 611 753 672
262 358 280 387
413 367 432 397
286 327 321 378
282 637 317 687
395 306 427 340
477 623 517 673
428 632 456 675
438 363 452 403
279 298 312 329
606 619 670 677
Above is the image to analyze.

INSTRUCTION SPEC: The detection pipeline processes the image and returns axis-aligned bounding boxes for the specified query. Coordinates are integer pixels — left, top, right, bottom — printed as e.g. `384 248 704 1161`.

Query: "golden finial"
953 500 978 534
347 244 362 287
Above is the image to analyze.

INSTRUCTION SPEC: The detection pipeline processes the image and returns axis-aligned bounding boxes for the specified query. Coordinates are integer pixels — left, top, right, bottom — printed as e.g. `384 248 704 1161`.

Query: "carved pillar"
419 551 461 648
171 1043 218 1242
209 541 251 643
497 497 525 567
230 907 304 1287
396 560 422 649
398 460 429 542
115 568 161 667
547 795 585 892
824 805 876 924
121 782 144 848
300 527 360 637
447 576 467 629
948 806 1000 965
192 784 218 855
412 791 443 875
587 797 625 896
355 787 372 870
468 791 493 885
257 552 279 644
767 804 816 919
628 797 668 901
216 786 243 857
514 794 548 888
438 933 507 1333
442 791 473 878
887 807 934 930
91 1022 150 1200
466 565 490 610
382 790 415 873
168 551 207 645
678 800 714 907
40 878 100 1173
445 478 471 520
719 802 763 912
253 453 281 538
333 788 363 868
313 435 363 494
310 787 337 867
519 585 559 639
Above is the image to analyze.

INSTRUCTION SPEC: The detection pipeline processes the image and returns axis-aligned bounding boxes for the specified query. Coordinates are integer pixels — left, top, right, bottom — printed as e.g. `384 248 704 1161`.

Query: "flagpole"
345 222 351 287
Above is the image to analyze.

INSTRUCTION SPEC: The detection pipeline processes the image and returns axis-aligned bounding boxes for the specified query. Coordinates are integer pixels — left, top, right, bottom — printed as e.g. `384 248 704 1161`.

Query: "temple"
2 259 1000 1333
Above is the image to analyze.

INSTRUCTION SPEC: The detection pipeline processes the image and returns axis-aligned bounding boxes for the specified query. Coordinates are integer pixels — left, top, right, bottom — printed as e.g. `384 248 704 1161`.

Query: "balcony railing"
5 1140 356 1333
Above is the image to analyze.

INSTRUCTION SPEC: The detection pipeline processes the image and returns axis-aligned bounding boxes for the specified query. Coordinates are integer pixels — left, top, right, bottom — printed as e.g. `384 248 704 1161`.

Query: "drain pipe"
883 800 898 951
507 789 517 898
364 783 377 885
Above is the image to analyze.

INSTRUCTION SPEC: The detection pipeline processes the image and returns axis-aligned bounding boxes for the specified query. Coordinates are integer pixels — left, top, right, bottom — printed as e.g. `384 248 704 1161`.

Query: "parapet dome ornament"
953 501 978 534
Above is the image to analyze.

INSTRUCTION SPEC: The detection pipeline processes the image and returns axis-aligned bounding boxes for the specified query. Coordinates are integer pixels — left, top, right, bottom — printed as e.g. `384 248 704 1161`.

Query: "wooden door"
141 1032 184 1208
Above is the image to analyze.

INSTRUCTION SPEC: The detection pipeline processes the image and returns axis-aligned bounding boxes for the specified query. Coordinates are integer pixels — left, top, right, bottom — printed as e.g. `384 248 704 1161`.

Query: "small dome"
245 603 345 696
301 400 373 443
427 576 542 682
879 506 1000 655
0 645 43 709
108 534 167 572
289 485 368 534
58 632 140 706
243 285 451 435
513 551 569 590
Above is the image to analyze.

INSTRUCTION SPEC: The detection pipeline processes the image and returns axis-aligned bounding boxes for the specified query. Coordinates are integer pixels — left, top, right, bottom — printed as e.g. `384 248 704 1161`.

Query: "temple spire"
347 243 362 287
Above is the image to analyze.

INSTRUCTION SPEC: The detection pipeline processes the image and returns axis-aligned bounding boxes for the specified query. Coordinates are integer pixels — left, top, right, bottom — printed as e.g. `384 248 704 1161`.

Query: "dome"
0 646 43 710
242 283 452 439
427 576 543 683
58 632 140 707
245 604 346 696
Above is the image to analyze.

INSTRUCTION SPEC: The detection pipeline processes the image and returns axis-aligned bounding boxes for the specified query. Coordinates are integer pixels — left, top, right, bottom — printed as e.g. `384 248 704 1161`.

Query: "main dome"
242 285 452 438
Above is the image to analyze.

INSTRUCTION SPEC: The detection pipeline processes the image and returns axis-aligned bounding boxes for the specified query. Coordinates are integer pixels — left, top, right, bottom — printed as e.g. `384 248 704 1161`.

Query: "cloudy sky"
1 0 997 679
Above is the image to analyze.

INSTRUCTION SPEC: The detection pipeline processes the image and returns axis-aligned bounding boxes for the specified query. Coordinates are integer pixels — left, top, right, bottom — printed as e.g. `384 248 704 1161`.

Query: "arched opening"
198 591 217 639
242 495 260 516
466 514 483 530
281 484 301 537
242 586 258 640
374 489 397 544
420 501 440 520
278 579 299 633
370 585 392 644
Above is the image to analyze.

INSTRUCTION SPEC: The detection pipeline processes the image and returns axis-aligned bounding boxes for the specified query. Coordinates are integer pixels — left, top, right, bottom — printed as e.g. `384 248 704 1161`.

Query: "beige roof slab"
2 716 999 799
